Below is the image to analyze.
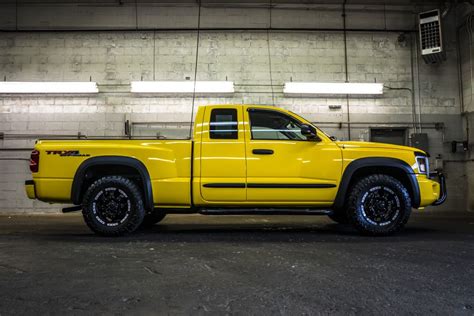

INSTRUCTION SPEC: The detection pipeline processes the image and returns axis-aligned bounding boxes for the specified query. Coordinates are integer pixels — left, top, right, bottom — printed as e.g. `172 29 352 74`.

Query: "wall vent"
419 9 446 64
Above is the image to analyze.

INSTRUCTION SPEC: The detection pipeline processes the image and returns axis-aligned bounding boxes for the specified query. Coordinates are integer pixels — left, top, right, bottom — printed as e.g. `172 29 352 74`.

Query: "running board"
62 205 82 213
199 208 333 216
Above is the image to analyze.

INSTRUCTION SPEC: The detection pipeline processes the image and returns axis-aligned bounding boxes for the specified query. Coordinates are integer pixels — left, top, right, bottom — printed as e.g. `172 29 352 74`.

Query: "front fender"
332 157 420 210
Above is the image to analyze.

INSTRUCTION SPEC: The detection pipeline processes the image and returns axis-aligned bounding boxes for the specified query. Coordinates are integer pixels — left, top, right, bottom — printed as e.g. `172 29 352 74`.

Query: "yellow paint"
32 139 192 206
35 178 73 202
25 182 36 199
417 174 441 206
198 105 246 202
243 106 341 205
26 104 442 209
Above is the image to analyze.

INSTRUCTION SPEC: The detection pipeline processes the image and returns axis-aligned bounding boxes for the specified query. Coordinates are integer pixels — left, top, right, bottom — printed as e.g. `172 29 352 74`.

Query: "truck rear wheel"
347 174 411 236
82 176 145 236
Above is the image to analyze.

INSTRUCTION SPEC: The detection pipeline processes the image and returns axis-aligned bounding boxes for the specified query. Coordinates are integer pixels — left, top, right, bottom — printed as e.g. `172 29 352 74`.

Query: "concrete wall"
459 11 474 211
0 2 468 213
0 1 418 31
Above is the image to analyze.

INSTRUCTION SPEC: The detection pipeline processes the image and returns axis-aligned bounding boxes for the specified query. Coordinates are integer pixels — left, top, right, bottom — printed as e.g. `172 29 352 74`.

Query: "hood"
335 141 426 154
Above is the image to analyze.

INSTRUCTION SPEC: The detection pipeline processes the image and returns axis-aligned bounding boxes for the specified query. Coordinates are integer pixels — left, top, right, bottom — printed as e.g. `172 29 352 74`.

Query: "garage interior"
1 0 474 314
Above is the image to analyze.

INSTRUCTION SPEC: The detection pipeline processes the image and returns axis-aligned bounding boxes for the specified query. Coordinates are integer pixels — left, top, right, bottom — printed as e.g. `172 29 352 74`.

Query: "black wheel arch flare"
71 156 154 211
333 157 421 210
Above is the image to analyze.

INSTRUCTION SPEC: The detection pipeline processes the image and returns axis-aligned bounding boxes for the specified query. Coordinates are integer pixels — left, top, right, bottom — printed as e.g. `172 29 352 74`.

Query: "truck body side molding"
203 183 246 188
203 183 336 188
247 183 336 188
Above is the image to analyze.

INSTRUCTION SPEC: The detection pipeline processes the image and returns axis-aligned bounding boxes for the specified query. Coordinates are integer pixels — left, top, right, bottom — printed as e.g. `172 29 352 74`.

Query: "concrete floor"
0 212 473 315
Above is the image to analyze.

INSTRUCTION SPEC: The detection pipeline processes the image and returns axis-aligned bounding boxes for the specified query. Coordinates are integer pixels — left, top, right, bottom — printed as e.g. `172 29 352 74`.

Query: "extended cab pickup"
25 104 446 236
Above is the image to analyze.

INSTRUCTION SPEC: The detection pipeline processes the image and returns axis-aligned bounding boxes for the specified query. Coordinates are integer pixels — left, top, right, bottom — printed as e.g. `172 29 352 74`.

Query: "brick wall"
0 3 468 213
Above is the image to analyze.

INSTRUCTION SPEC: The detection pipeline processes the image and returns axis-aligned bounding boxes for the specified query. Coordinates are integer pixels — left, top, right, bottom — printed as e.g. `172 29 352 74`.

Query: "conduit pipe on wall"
0 27 417 33
413 13 423 134
267 0 275 106
189 0 202 139
456 13 473 152
342 0 351 140
410 32 418 133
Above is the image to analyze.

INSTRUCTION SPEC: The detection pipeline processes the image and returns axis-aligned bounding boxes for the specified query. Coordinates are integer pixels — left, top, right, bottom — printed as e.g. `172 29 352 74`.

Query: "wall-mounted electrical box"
419 9 446 64
411 133 429 153
451 140 468 153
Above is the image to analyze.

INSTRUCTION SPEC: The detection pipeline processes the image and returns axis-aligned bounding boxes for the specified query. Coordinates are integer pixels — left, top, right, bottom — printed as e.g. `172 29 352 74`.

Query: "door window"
209 109 238 139
249 109 304 140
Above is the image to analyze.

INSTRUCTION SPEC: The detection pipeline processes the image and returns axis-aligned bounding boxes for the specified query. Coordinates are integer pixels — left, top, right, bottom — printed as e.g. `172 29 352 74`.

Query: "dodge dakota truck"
25 104 446 236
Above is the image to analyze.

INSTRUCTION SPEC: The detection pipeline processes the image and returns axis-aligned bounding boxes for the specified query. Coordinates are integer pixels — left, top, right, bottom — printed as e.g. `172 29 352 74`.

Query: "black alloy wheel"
82 176 145 236
92 187 132 227
360 185 401 227
347 174 411 235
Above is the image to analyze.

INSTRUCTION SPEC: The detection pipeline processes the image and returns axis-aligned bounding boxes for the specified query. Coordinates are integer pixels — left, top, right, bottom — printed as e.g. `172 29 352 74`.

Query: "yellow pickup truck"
25 104 446 236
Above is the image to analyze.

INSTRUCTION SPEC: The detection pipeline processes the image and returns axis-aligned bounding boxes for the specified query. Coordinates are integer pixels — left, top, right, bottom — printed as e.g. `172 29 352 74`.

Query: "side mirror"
300 124 320 141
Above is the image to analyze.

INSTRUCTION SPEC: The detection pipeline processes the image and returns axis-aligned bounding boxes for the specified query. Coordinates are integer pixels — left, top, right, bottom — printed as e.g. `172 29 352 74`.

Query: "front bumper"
430 172 447 206
25 180 36 199
416 172 447 207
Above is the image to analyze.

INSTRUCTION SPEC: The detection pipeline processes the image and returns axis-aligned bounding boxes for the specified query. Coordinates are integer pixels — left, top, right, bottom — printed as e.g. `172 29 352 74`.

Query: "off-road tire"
347 174 411 236
141 211 166 227
82 176 145 236
328 210 349 224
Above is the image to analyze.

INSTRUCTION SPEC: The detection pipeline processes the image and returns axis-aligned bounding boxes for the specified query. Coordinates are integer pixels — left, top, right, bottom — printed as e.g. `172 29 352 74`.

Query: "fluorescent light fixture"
131 81 234 94
284 82 384 96
0 82 99 94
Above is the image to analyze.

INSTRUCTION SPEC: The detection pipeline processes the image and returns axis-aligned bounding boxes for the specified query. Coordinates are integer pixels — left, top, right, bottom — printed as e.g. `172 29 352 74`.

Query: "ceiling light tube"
284 82 384 96
0 82 99 94
131 81 234 94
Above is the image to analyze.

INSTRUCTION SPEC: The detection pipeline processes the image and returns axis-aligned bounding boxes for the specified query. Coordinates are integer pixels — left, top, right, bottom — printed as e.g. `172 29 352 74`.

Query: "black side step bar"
199 209 333 216
62 205 82 213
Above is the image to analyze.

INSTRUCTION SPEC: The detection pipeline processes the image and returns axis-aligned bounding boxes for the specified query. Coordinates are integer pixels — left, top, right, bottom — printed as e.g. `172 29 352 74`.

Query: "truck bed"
32 139 193 207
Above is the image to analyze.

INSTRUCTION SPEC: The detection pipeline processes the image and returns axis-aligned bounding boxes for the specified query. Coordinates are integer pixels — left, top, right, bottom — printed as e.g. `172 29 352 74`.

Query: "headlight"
416 155 429 175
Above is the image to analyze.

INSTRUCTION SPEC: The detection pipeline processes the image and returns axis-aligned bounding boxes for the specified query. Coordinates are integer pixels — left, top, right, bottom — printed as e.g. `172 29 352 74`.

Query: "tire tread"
347 174 411 236
82 175 145 236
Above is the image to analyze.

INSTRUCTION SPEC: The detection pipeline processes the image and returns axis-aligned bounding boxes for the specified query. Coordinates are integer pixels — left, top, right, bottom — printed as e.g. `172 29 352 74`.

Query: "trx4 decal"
46 150 90 157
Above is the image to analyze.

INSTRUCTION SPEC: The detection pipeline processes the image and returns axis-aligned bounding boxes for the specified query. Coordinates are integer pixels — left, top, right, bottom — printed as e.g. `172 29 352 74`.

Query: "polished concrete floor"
0 212 473 315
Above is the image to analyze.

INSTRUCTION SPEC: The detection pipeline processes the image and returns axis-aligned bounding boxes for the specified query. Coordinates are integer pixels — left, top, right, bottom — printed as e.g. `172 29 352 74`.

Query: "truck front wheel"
347 174 411 236
82 176 145 236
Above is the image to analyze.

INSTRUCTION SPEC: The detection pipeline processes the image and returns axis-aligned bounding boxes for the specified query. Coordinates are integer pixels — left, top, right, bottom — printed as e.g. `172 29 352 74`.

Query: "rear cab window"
209 109 238 139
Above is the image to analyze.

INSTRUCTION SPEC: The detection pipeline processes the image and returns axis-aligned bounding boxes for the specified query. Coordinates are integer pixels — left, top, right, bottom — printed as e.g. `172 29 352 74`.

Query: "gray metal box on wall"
411 133 429 153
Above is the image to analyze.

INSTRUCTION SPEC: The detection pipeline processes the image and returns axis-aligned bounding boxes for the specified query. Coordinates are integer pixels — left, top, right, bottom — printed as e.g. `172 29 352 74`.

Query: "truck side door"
244 107 342 206
199 105 246 202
